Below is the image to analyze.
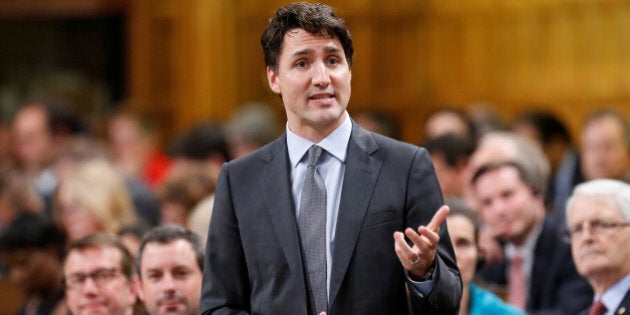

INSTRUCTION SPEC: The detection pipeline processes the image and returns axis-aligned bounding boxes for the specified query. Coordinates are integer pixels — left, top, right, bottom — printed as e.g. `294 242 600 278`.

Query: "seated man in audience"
63 233 139 315
423 134 475 200
0 212 67 315
471 158 592 314
579 109 630 182
423 107 476 141
137 225 203 315
565 179 630 315
512 110 582 218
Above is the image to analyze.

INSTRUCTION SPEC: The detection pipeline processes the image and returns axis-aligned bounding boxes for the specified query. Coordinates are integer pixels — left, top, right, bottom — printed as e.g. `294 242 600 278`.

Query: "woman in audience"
53 159 137 241
446 198 525 315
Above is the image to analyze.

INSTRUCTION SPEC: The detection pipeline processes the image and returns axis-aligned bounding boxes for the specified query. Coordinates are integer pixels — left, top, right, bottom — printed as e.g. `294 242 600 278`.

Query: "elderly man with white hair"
566 179 630 315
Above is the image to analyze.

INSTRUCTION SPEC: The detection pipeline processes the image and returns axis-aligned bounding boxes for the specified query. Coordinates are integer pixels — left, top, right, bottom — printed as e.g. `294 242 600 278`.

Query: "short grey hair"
566 179 630 223
472 131 550 195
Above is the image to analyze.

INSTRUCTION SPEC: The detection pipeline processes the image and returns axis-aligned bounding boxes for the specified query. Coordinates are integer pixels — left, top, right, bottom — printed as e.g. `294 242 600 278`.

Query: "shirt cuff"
406 266 436 297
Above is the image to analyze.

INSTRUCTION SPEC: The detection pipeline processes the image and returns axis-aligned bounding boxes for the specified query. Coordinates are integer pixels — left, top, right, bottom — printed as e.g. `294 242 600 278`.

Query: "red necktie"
589 300 606 315
508 254 526 310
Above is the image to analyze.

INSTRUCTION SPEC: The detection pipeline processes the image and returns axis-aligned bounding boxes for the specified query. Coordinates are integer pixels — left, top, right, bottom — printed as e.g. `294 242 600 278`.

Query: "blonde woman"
53 159 137 241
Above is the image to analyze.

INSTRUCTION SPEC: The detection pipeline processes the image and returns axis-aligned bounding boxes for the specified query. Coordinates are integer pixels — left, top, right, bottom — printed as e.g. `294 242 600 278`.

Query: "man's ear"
267 67 281 94
131 275 144 302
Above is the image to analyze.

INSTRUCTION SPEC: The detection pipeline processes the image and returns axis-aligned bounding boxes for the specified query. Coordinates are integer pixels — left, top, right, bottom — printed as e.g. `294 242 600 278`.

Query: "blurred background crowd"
1 1 630 314
0 97 628 314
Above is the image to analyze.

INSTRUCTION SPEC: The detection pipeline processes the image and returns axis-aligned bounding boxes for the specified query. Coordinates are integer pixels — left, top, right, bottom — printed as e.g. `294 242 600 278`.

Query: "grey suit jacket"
200 123 462 315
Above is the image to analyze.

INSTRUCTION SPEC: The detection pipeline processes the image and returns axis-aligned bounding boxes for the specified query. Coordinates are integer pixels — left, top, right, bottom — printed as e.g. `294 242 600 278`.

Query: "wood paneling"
127 0 238 141
127 0 630 144
0 0 126 17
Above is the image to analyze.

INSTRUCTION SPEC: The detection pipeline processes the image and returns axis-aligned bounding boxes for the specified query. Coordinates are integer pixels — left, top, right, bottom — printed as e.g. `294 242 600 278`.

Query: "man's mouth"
310 93 334 100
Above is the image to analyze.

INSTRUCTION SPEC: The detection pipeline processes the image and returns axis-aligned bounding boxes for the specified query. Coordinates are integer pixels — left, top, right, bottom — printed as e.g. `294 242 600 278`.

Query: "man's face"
581 116 630 181
568 195 630 281
474 166 544 246
64 247 136 315
11 106 55 173
139 240 202 315
267 28 351 138
430 152 464 198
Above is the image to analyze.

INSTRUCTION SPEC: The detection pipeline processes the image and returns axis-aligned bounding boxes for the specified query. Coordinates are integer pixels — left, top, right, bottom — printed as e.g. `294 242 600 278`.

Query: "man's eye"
295 60 307 68
70 275 86 284
174 269 191 279
328 57 340 65
148 273 161 280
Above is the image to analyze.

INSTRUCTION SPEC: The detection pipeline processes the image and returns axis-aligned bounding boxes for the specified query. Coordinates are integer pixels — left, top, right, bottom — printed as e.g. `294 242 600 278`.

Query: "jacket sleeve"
200 164 251 315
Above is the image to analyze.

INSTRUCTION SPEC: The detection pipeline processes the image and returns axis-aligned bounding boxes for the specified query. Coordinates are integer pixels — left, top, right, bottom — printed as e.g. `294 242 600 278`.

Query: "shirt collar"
287 111 351 169
600 273 630 311
505 222 543 259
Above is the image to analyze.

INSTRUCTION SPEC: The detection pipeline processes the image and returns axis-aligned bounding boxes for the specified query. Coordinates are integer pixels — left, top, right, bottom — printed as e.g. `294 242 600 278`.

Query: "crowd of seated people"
0 98 628 314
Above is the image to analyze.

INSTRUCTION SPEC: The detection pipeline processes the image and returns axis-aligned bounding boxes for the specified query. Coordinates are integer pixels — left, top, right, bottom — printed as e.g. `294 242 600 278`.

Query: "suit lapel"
529 218 555 307
329 125 381 304
259 135 305 276
615 290 630 315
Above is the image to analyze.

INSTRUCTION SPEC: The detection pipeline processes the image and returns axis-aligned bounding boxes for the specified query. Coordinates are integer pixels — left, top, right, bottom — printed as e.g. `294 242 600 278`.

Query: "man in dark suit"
472 159 593 314
566 179 630 315
200 2 461 315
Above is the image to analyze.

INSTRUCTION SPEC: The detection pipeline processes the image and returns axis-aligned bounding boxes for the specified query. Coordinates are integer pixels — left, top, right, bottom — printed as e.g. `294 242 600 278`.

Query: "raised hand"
393 205 450 278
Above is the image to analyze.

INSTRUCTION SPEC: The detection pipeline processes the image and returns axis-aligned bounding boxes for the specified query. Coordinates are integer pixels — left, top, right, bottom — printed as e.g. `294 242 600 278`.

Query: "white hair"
566 179 630 223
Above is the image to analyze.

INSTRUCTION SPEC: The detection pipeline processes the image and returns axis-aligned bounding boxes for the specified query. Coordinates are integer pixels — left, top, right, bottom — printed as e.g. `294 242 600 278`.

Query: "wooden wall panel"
127 0 630 145
128 0 238 141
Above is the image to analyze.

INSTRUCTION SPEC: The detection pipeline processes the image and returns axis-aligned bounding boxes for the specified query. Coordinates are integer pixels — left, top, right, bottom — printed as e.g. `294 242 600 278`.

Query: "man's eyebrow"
323 46 342 54
290 46 342 58
143 268 162 274
290 48 314 58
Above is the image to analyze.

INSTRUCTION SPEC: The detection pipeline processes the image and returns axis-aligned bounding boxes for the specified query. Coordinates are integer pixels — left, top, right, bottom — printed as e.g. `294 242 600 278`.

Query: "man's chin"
79 304 108 315
158 304 186 315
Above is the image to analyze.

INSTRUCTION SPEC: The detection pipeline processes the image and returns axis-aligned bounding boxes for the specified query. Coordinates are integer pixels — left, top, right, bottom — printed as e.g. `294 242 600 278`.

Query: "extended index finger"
426 205 450 232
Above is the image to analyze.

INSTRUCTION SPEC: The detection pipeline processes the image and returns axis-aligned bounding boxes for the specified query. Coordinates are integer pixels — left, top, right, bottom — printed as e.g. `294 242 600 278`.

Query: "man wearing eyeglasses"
63 233 139 315
566 179 630 315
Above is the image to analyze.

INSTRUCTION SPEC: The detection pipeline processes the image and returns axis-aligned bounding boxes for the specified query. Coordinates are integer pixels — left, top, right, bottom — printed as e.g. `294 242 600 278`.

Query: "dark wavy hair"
261 2 354 73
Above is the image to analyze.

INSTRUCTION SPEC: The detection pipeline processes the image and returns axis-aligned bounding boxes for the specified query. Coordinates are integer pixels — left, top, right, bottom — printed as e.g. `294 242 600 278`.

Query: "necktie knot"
589 300 606 315
307 145 323 168
512 254 523 266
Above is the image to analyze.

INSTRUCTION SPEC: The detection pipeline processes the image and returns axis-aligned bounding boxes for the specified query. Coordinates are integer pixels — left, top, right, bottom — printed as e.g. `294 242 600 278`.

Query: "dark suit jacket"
578 289 630 315
200 123 462 315
479 217 593 315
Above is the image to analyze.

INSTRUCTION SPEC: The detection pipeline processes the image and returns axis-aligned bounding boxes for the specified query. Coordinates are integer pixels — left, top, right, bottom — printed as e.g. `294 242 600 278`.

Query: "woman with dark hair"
445 198 525 315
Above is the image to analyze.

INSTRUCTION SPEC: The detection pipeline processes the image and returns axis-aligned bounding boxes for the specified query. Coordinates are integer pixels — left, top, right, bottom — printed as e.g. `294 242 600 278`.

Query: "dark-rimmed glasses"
64 267 123 290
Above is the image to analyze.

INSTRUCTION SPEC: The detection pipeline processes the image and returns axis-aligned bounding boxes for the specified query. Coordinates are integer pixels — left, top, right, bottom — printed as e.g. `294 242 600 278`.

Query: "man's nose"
82 277 101 294
160 274 177 291
312 62 331 86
